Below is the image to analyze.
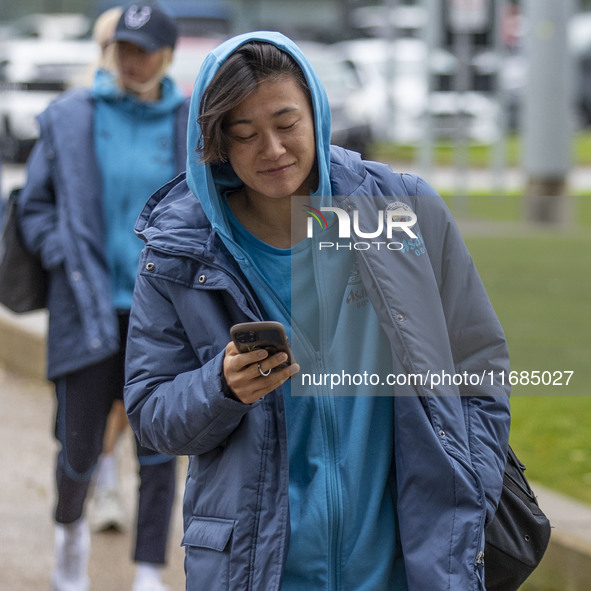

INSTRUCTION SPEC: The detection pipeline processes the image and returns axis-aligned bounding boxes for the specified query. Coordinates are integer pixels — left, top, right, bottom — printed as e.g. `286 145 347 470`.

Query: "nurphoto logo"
304 201 418 251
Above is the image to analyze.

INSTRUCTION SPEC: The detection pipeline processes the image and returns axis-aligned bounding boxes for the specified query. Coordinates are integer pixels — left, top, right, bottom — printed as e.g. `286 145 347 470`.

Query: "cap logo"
125 5 152 29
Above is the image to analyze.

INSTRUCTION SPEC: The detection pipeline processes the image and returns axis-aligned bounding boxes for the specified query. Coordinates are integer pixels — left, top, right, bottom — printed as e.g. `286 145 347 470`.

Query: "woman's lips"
259 163 294 175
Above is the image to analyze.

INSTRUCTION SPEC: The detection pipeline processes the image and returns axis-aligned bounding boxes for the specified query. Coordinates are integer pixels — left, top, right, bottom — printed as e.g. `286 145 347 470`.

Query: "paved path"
0 368 186 591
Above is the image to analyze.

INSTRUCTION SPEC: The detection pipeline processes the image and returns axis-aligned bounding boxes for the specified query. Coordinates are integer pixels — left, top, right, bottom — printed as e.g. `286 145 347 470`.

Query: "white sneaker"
89 487 126 532
131 579 169 591
51 519 90 591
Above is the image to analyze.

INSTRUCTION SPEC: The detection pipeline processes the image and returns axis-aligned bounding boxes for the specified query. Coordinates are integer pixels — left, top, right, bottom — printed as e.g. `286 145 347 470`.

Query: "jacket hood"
90 67 185 116
185 31 333 250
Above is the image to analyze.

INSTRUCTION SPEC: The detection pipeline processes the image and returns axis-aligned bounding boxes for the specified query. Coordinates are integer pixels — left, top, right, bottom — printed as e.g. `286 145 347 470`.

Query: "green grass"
442 194 523 221
438 194 591 226
465 231 591 503
578 193 591 225
573 132 591 167
372 135 521 168
371 130 591 168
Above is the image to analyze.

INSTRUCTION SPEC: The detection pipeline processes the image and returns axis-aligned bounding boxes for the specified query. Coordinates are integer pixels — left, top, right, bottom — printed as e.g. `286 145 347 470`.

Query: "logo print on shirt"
345 262 368 309
125 5 152 29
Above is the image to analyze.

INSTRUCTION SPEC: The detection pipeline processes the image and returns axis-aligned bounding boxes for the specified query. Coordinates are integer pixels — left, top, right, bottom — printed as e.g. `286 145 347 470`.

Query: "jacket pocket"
182 516 236 591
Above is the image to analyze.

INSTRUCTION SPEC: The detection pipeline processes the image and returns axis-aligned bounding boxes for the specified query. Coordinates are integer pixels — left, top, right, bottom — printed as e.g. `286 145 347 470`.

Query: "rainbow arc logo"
303 206 329 231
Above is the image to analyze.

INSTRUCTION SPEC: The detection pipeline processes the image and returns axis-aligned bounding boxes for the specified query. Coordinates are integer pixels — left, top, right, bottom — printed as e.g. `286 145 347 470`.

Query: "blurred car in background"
1 13 91 41
0 38 98 161
336 37 426 144
299 41 373 156
427 90 499 142
338 36 500 145
349 4 428 39
167 35 223 95
428 46 501 143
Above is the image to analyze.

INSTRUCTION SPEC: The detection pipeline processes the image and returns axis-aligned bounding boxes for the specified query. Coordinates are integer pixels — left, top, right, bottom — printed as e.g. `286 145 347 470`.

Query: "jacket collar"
136 172 245 273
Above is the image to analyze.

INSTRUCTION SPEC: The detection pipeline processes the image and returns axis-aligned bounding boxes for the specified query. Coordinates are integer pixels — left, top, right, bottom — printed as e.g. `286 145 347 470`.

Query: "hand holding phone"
230 321 294 369
224 321 298 404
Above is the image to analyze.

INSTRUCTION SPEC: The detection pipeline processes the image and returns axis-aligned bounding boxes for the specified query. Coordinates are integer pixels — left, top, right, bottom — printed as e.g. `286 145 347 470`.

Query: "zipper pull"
475 552 485 566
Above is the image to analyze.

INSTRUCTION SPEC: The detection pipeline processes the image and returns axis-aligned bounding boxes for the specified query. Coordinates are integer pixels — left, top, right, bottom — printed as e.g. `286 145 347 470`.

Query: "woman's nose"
260 132 286 160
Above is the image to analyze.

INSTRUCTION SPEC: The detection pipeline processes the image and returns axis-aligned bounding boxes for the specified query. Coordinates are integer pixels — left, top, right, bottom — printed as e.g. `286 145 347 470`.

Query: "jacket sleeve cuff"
42 234 66 270
209 349 260 410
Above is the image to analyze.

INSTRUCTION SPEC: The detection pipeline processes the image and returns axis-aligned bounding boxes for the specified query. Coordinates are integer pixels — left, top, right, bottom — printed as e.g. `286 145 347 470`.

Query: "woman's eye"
278 122 296 131
235 133 256 142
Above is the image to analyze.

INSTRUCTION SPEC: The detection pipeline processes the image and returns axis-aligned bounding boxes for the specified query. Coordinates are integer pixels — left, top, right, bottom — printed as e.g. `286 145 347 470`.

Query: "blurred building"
0 0 354 40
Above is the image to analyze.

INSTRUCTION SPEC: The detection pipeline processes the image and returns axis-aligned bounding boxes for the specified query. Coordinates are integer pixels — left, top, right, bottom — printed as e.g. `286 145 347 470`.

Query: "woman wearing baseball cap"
17 3 189 590
112 1 179 100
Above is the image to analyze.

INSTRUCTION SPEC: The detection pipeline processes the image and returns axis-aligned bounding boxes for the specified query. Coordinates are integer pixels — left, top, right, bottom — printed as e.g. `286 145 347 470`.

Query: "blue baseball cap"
113 2 178 52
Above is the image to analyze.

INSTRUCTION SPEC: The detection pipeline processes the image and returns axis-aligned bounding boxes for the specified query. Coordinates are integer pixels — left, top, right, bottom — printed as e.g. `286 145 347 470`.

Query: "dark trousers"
53 313 176 564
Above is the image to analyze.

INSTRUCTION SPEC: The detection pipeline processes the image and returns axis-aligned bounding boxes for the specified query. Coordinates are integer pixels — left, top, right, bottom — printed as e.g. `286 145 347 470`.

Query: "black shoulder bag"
484 445 552 591
0 188 48 313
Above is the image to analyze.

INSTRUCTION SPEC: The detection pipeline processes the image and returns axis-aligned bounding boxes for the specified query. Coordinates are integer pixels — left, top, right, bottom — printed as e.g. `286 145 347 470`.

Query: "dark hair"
197 42 312 164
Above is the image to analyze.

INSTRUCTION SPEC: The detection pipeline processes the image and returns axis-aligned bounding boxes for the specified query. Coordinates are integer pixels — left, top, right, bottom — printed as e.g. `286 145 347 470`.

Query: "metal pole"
385 0 399 149
523 0 574 225
418 0 439 177
453 28 471 211
491 0 508 196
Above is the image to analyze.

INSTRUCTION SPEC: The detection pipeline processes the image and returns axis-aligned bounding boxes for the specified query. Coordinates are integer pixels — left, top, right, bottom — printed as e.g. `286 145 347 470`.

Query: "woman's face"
116 41 165 89
225 75 317 203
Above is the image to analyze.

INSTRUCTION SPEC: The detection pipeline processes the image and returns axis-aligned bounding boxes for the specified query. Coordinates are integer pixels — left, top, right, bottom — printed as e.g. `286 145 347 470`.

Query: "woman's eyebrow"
226 106 299 128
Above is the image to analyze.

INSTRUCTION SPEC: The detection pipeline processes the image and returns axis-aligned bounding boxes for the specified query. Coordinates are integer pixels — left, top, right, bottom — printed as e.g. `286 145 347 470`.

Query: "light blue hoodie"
91 68 186 309
185 32 407 590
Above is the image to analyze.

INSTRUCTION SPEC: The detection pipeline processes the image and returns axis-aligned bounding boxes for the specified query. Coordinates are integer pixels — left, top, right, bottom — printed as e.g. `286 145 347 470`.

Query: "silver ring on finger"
257 361 272 377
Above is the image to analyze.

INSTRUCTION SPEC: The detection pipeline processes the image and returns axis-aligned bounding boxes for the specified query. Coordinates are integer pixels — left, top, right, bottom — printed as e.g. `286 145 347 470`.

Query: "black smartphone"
230 321 293 369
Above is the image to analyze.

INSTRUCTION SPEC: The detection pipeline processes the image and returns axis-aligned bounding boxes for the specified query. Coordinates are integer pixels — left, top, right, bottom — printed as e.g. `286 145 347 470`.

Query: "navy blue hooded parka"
17 81 189 380
124 33 511 591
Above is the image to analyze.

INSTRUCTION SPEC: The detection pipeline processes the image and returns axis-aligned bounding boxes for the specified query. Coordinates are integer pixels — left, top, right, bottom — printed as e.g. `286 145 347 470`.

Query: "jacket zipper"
313 243 343 591
288 314 343 591
321 396 342 590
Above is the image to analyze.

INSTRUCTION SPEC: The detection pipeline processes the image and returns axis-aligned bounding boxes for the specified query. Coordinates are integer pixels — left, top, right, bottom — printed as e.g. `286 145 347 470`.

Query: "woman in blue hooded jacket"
124 32 511 591
17 3 189 590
